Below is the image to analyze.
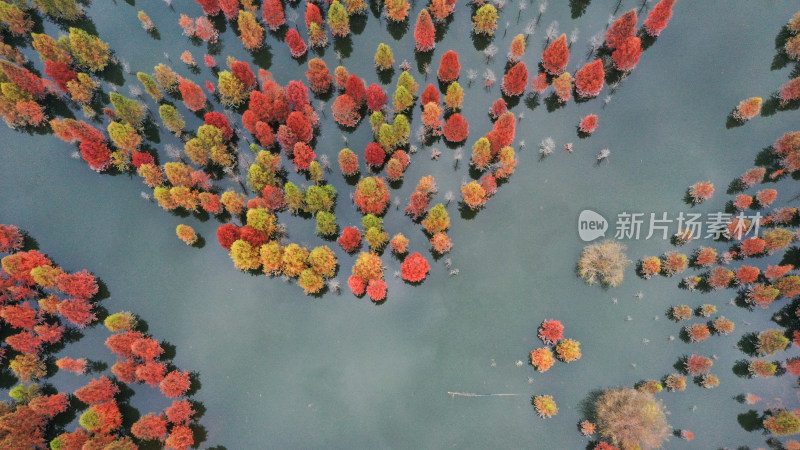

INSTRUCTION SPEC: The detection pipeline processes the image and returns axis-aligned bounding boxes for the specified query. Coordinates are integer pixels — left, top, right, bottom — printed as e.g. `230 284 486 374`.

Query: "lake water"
2 0 800 448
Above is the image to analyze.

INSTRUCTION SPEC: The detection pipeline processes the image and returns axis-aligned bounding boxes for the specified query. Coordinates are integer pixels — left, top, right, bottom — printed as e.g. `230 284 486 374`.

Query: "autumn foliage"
643 0 676 37
542 35 569 76
575 59 605 98
401 252 430 282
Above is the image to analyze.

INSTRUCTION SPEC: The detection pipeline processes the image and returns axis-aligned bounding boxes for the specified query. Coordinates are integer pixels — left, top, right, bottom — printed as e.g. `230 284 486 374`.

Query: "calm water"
2 0 800 448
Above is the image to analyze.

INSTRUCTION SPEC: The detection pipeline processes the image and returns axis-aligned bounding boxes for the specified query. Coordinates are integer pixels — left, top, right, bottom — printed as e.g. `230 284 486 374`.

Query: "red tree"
196 0 221 16
216 224 240 250
58 298 95 327
131 337 164 360
401 252 430 282
131 414 167 441
55 270 97 299
1 303 37 329
366 83 387 112
44 60 77 91
414 9 436 52
438 50 460 83
285 110 313 143
178 78 207 112
367 279 387 302
231 60 256 90
421 84 440 106
262 0 286 31
606 10 638 49
166 425 194 449
261 186 286 211
105 330 144 357
643 0 675 37
575 59 605 98
6 331 41 354
204 112 233 140
443 113 469 142
165 399 194 424
239 225 269 247
286 29 308 58
292 142 316 171
579 114 598 134
405 190 430 220
79 139 112 172
345 74 366 105
286 80 310 109
219 0 239 18
542 34 569 75
160 370 191 398
338 227 362 253
332 94 361 127
501 62 528 96
486 112 516 154
365 142 385 168
612 36 642 72
305 3 323 28
348 274 366 296
136 360 167 385
306 58 333 94
0 224 23 252
538 319 564 345
112 359 137 383
74 376 118 405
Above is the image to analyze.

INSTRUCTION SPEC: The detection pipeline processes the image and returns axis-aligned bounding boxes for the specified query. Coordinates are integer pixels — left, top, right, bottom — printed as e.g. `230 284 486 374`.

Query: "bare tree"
399 60 412 71
466 69 478 87
483 68 496 87
597 148 611 161
423 63 431 80
140 191 152 201
517 1 526 21
444 191 455 206
320 154 331 172
524 19 536 38
569 28 580 47
165 144 182 160
483 44 498 62
539 137 555 156
545 20 559 43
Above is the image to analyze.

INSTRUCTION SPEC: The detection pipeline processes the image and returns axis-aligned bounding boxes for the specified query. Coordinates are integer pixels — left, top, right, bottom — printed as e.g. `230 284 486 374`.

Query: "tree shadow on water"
737 409 763 432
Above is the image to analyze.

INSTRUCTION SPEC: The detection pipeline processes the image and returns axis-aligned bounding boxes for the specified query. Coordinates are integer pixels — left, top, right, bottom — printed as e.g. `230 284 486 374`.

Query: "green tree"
230 240 261 271
444 82 463 110
327 0 350 37
9 383 39 403
422 204 450 234
33 0 83 21
110 93 145 129
315 211 338 237
304 184 336 213
246 208 277 234
159 104 185 135
392 85 413 112
68 27 110 72
374 43 394 70
217 71 248 107
284 182 306 214
184 124 231 166
137 72 162 101
393 114 410 145
397 70 418 95
107 121 141 153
